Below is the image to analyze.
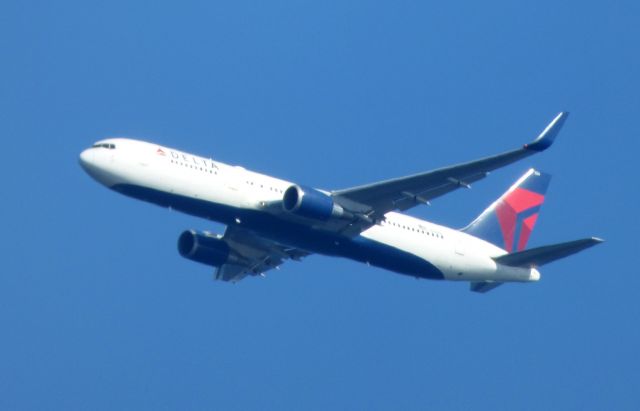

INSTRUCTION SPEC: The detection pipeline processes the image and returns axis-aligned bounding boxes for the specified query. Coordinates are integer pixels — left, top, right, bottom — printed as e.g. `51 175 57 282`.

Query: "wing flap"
216 263 252 282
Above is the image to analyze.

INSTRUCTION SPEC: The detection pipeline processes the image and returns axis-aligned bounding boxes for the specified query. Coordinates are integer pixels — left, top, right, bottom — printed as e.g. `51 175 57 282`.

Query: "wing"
332 112 568 222
215 225 310 282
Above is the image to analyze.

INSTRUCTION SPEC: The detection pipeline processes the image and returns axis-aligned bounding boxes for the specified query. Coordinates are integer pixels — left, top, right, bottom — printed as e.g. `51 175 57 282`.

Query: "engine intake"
178 230 230 267
283 185 348 221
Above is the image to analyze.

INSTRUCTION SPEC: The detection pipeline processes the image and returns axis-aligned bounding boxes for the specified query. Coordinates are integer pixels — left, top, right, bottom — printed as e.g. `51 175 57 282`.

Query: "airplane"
79 112 602 293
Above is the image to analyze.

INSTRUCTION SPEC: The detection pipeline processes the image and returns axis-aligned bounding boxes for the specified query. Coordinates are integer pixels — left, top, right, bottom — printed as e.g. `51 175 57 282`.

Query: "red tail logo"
496 188 545 252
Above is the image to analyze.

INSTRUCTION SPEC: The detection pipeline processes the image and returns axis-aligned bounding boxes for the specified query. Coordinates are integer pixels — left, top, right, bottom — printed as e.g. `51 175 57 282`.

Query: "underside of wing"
178 227 309 283
215 226 310 282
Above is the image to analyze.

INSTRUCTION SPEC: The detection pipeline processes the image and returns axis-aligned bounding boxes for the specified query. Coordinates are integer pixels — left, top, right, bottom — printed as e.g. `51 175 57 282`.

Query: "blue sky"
1 1 638 410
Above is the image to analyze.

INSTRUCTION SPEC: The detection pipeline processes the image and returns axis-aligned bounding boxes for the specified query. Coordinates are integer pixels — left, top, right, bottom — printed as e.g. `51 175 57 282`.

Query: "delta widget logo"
496 188 545 252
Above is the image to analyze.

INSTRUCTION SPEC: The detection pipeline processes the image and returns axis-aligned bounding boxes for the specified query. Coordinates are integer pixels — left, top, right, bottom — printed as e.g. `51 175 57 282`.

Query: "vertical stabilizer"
462 169 551 252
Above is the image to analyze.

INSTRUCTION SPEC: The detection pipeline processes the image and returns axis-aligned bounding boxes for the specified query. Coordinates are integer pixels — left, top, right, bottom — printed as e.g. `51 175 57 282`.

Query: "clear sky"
1 1 638 410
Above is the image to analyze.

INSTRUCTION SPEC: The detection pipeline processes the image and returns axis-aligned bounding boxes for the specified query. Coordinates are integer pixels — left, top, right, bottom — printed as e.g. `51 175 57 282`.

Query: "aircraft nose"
79 148 94 169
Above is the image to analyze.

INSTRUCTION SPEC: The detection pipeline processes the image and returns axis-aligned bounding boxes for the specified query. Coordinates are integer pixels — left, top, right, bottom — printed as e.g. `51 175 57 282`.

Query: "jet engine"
282 185 349 221
177 230 230 267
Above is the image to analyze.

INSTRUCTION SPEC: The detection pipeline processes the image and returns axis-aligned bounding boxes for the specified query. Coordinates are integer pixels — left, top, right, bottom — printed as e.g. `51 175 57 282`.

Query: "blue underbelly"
112 184 444 280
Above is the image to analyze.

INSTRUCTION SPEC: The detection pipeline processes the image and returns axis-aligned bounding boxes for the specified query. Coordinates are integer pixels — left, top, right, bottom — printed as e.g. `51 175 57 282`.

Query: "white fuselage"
79 138 540 283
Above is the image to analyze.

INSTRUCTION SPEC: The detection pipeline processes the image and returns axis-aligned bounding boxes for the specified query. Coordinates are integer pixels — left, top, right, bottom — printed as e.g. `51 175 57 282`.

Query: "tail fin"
462 169 551 252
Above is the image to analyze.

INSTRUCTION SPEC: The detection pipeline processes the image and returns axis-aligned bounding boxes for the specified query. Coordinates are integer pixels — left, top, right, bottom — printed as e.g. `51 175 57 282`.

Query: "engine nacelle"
177 230 230 267
283 185 347 221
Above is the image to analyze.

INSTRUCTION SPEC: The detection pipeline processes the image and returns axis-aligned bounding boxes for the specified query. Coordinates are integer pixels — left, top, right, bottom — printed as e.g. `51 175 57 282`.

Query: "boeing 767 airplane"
79 112 601 292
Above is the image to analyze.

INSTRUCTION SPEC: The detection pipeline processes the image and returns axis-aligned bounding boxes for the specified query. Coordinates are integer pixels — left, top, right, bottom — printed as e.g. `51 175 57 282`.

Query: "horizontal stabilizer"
470 281 504 293
493 237 603 268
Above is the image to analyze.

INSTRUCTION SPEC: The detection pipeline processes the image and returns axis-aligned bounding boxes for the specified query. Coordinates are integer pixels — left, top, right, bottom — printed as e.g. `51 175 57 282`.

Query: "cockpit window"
92 143 116 149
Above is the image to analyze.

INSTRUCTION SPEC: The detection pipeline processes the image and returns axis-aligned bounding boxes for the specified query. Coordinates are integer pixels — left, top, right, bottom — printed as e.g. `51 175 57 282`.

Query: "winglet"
524 112 569 151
